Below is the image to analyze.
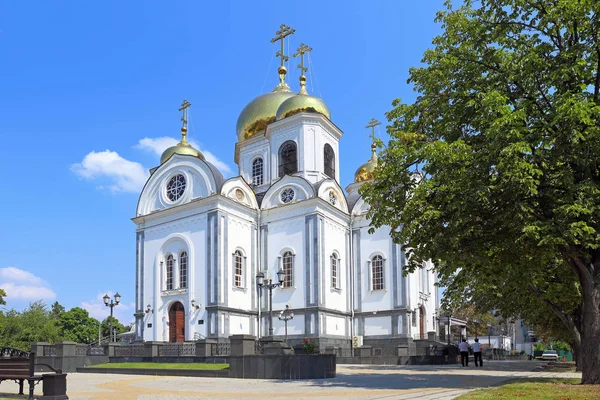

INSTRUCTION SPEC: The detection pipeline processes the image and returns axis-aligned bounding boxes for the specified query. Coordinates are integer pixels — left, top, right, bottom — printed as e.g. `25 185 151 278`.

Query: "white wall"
264 215 306 311
364 316 391 336
357 224 393 313
226 215 255 312
325 315 346 336
323 218 348 312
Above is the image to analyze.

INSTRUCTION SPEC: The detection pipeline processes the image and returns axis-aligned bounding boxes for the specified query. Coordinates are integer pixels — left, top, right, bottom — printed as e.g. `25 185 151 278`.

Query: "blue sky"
0 0 444 323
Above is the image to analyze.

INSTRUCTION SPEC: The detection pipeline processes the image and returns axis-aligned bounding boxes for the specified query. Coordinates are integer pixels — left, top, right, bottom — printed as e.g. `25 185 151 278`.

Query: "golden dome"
160 127 205 164
354 144 378 183
276 93 330 121
236 86 296 141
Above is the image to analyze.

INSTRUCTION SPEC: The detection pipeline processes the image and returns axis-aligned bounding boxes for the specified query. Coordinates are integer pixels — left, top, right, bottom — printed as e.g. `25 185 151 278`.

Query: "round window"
166 174 186 202
280 188 295 204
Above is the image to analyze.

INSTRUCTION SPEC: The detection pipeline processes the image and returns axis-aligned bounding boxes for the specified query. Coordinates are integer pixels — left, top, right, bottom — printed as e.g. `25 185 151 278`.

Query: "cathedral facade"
133 27 438 350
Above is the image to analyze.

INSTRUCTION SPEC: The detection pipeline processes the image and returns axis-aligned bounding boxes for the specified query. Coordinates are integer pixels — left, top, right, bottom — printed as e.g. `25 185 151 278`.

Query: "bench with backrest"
0 347 63 399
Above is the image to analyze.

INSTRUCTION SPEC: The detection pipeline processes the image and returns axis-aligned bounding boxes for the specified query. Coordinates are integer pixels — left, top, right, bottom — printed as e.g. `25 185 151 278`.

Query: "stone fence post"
229 335 256 356
143 341 161 357
356 346 372 357
55 341 77 357
31 342 50 357
195 339 217 357
107 343 120 357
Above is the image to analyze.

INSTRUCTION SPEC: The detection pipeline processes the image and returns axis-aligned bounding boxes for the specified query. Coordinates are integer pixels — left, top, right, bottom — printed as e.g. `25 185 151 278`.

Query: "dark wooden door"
169 302 185 342
419 306 425 340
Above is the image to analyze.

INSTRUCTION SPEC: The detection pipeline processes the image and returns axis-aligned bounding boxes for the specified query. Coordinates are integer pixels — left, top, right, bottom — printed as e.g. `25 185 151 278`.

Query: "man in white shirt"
472 338 483 367
458 339 470 366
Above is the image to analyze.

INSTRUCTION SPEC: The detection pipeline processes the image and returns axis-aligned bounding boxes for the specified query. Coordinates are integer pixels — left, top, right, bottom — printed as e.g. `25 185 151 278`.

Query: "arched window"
166 254 174 290
324 144 335 178
252 158 264 186
179 251 188 289
331 253 339 289
233 250 244 288
282 251 294 288
279 141 298 177
371 255 384 291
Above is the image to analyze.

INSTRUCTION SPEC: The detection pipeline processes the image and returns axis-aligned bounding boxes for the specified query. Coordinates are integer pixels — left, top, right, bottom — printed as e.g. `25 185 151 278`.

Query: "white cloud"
71 150 149 193
135 136 233 175
202 150 233 175
135 137 178 156
0 267 56 302
81 292 135 326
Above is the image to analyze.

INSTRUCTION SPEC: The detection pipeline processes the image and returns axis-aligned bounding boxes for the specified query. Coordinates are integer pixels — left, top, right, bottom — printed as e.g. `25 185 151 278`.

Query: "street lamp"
103 292 121 342
278 305 294 342
256 269 285 336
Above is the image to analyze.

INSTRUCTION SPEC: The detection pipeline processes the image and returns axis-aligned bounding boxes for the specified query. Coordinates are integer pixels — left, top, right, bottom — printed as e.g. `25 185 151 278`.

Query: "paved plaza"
0 361 581 400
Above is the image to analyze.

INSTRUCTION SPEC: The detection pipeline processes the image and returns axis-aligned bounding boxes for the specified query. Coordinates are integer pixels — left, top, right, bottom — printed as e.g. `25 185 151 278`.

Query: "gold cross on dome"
178 99 192 128
366 117 382 142
294 43 312 76
271 24 296 68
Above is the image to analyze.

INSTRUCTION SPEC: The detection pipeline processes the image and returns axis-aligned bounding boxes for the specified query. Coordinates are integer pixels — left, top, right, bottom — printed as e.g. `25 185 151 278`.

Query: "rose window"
166 174 186 202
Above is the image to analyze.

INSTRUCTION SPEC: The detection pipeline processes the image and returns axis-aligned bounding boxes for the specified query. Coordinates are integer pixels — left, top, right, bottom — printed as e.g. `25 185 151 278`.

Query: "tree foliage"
361 0 600 383
0 301 61 350
58 307 100 344
0 288 5 305
0 301 106 350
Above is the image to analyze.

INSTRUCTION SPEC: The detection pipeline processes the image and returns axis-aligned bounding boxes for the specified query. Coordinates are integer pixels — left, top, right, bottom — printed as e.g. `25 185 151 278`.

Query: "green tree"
50 301 65 320
361 0 600 383
101 316 127 341
58 307 100 344
0 301 60 350
0 288 6 305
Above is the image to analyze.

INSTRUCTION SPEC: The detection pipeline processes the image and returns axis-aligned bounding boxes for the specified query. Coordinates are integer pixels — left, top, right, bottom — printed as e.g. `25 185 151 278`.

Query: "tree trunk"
571 341 582 372
579 278 600 384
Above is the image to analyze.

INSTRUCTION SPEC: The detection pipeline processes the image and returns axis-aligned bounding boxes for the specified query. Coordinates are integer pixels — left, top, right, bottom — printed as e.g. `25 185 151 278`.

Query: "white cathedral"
133 26 439 350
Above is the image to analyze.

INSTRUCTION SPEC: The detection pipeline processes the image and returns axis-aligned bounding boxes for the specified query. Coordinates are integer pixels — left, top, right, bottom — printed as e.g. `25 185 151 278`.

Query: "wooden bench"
0 347 63 399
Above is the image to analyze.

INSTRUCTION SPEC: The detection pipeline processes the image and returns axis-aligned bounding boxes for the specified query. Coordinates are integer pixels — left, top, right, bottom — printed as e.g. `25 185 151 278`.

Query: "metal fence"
210 343 230 356
75 344 107 356
416 346 442 356
372 347 397 356
114 344 145 357
158 343 196 357
335 348 354 357
254 341 264 355
42 345 57 356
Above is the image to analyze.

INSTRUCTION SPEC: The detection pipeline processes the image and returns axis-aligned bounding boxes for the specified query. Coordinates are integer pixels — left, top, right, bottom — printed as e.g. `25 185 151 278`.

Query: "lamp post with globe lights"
256 269 285 336
103 293 121 342
278 305 294 343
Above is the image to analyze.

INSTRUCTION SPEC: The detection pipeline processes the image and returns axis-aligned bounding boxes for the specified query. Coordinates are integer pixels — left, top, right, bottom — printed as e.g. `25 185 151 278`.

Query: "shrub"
301 338 319 354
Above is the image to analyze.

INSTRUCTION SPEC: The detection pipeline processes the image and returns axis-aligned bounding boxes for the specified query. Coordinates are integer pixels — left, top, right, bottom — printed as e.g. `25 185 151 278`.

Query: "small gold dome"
160 128 205 164
275 93 331 121
354 144 378 182
236 86 296 141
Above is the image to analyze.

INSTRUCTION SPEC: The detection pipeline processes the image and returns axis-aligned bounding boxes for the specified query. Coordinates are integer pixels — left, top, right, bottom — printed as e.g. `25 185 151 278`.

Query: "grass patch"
91 362 229 370
457 378 600 400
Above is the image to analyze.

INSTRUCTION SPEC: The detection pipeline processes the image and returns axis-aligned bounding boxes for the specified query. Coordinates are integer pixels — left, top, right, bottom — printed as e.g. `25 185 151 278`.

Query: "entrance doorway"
169 302 185 342
419 305 426 340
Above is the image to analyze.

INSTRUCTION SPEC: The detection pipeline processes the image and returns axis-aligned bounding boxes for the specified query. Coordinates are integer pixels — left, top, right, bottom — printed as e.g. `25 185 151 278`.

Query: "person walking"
472 338 483 367
458 339 470 367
